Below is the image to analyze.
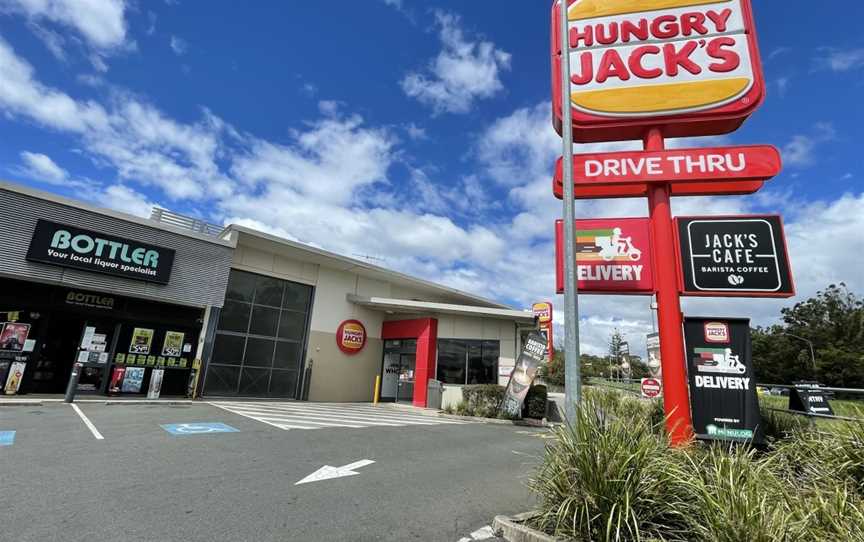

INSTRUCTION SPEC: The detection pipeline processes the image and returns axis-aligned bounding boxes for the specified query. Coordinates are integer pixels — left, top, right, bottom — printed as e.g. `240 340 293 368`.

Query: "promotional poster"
130 328 154 355
162 331 185 357
646 332 661 378
684 317 762 442
122 367 145 393
4 361 27 394
147 368 164 399
0 323 30 351
108 366 127 394
500 332 547 418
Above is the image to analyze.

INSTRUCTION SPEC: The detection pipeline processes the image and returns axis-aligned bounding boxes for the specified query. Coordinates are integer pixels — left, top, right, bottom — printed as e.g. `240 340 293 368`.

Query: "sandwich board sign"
684 317 762 443
789 382 834 416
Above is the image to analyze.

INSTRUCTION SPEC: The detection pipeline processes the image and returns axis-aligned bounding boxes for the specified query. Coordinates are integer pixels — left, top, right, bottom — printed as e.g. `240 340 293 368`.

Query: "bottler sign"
26 220 175 284
676 215 794 297
552 0 765 142
555 218 654 294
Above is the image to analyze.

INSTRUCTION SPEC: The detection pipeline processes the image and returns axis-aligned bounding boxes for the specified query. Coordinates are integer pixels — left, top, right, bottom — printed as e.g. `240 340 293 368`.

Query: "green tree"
752 284 864 387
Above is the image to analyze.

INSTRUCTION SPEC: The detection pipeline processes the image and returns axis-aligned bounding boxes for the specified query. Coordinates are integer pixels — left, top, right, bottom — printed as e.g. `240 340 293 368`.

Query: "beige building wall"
228 234 529 402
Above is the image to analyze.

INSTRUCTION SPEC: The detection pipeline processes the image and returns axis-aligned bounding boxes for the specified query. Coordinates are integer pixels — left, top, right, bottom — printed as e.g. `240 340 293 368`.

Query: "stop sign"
641 378 662 399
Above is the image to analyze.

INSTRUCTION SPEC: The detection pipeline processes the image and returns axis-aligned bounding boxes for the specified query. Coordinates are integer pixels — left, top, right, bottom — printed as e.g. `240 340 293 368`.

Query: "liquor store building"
1 182 536 406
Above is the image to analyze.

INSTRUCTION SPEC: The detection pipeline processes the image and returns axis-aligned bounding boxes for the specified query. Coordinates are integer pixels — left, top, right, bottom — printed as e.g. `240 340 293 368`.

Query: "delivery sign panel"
552 0 765 142
555 218 653 294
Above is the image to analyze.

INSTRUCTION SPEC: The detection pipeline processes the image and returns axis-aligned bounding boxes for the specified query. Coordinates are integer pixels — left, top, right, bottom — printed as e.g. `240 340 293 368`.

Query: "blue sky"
0 0 862 355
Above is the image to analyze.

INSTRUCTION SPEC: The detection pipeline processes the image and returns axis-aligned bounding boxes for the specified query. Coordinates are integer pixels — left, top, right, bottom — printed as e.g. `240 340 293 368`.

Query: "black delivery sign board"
684 317 763 443
26 220 175 284
676 215 794 297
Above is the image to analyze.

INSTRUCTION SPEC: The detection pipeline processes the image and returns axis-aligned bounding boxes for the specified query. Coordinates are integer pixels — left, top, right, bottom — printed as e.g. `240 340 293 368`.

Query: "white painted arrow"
294 459 375 485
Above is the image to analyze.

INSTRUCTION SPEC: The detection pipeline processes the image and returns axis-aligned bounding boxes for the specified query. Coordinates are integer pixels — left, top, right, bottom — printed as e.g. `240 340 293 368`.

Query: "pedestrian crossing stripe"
208 402 474 431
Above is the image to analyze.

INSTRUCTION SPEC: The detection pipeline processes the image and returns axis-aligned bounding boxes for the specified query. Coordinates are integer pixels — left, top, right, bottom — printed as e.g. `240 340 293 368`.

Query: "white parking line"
70 403 104 440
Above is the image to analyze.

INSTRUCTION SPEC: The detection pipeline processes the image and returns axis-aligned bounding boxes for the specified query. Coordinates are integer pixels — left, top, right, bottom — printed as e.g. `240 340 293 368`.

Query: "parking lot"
0 401 547 542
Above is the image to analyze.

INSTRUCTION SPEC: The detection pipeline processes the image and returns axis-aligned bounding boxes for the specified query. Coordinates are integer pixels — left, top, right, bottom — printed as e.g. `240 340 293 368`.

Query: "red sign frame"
551 0 766 143
336 319 367 355
555 218 654 295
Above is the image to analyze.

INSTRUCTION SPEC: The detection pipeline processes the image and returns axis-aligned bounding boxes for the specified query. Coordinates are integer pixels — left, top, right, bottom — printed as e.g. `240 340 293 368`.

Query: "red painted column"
645 128 694 445
412 319 438 407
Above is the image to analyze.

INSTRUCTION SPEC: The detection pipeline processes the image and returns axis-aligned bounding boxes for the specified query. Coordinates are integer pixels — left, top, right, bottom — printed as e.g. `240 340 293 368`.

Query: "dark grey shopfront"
202 269 313 398
0 182 234 397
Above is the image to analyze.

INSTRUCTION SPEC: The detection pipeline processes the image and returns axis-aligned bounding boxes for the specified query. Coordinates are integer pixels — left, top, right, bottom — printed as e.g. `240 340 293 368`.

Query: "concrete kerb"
0 398 195 407
492 512 562 542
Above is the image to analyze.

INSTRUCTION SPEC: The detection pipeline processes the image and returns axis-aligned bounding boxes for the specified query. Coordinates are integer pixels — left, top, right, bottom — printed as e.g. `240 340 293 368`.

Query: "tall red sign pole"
644 128 693 443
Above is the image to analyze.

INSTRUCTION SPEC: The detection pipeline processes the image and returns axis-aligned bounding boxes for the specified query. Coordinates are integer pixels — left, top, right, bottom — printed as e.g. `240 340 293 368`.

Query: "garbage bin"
426 379 444 410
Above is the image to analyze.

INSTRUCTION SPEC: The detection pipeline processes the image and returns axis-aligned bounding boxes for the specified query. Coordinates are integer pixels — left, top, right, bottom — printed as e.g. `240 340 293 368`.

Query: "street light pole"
559 0 581 421
781 332 818 378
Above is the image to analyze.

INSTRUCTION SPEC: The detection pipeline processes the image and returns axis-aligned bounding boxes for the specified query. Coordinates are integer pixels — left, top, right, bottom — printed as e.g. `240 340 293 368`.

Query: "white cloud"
401 11 511 114
170 36 187 56
0 37 233 200
98 184 159 217
782 122 836 167
17 150 67 182
404 122 427 141
815 47 864 72
0 0 129 50
27 22 66 60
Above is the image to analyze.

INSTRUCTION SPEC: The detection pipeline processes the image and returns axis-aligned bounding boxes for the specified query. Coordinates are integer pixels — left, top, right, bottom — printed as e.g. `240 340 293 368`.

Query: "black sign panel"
684 317 763 443
789 381 834 416
677 215 794 297
26 220 174 284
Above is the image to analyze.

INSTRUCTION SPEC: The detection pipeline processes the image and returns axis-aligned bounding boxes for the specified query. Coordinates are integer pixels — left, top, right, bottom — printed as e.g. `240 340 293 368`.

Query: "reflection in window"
436 339 499 385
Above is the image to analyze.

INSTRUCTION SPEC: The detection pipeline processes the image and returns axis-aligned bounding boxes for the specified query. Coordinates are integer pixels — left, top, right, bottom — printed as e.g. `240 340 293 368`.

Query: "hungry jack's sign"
552 0 765 142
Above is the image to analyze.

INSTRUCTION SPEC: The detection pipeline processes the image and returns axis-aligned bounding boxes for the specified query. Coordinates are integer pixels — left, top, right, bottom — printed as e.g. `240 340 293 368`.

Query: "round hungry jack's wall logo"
336 319 367 355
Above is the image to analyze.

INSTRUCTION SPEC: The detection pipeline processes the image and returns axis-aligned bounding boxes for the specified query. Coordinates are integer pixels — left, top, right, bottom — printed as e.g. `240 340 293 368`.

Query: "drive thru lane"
1 402 547 542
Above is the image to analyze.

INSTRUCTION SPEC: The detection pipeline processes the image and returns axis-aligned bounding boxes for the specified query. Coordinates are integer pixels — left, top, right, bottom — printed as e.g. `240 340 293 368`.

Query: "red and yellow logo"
337 320 367 355
553 0 765 141
532 302 553 324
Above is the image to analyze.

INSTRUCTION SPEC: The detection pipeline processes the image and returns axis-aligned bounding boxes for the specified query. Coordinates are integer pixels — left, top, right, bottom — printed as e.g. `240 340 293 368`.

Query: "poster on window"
162 331 184 357
121 367 145 393
500 331 547 418
129 328 154 355
0 323 30 351
4 361 27 394
147 368 164 399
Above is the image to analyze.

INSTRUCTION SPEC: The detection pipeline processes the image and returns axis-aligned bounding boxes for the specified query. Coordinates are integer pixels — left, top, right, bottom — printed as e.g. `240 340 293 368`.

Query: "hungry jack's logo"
337 320 366 355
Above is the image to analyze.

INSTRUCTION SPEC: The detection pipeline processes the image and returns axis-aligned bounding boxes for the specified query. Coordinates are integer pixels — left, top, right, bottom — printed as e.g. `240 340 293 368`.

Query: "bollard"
373 375 381 405
64 362 83 403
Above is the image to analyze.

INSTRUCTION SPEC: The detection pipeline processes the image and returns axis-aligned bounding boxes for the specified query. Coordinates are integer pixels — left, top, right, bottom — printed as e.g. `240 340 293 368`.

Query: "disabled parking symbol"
161 423 239 435
0 431 15 446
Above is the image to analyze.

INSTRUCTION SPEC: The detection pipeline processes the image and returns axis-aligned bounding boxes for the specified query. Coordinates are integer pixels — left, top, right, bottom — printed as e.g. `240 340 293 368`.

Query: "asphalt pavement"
0 401 549 542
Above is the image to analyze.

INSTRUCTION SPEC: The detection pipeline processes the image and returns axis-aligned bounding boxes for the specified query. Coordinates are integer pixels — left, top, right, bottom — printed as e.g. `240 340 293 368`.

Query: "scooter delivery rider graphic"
694 347 747 374
598 227 642 262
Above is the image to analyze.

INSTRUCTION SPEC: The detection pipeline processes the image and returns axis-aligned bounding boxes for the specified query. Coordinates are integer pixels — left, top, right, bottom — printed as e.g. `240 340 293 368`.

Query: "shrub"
461 384 506 418
522 385 547 420
529 389 691 541
759 406 809 441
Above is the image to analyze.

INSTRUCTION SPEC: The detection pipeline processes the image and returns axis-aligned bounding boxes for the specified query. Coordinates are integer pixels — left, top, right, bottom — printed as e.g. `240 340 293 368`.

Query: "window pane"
249 306 279 337
274 341 302 371
254 276 284 307
239 367 270 395
244 337 275 367
211 334 245 365
283 282 312 311
436 339 466 384
467 340 498 385
218 300 251 333
269 369 298 398
226 271 255 302
278 311 307 341
203 365 240 395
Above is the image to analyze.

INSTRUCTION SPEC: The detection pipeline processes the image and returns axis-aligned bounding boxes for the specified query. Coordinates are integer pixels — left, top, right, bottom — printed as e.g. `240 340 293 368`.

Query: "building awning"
347 294 536 324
